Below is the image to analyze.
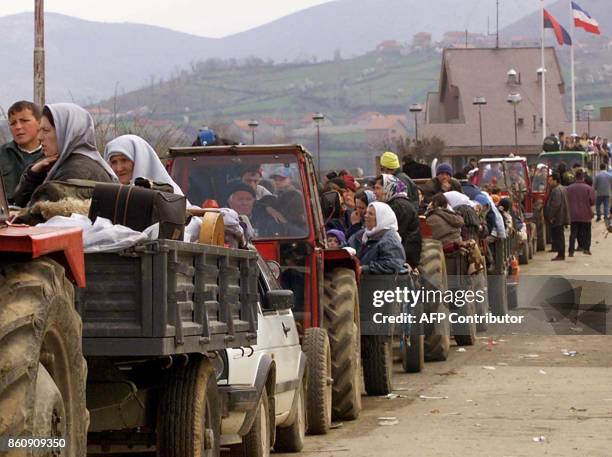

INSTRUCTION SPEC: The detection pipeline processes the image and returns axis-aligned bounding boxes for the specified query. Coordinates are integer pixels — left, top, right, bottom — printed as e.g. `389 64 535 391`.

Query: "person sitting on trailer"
425 193 464 246
348 202 406 274
422 163 463 204
12 103 116 208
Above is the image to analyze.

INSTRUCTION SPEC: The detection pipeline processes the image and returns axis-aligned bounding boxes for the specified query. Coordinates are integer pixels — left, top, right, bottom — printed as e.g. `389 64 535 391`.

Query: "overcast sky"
0 0 333 37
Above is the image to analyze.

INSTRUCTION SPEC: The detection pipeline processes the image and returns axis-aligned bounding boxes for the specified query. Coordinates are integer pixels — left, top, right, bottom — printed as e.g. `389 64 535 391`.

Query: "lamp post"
582 104 594 138
409 103 423 142
312 112 325 178
248 119 259 145
472 96 487 156
507 93 522 155
34 0 45 106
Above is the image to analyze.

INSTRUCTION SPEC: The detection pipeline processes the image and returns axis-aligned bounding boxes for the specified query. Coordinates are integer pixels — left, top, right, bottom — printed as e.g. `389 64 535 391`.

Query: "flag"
572 1 601 35
543 9 572 46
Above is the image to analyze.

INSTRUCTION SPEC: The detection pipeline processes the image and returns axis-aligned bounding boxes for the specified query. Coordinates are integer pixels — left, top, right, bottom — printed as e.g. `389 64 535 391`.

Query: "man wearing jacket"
379 151 419 208
544 173 571 261
566 169 595 256
0 101 43 202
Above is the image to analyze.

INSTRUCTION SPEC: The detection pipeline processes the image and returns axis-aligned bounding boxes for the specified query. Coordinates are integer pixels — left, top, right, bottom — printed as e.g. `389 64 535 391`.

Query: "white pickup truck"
218 256 306 457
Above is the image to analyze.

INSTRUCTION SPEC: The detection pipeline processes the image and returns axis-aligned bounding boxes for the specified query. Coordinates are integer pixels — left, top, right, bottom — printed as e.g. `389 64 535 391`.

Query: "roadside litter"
520 354 540 359
561 349 578 357
538 369 547 375
482 366 496 370
330 423 344 429
419 395 448 400
456 348 467 353
532 436 546 443
569 406 587 412
378 417 399 426
385 393 408 400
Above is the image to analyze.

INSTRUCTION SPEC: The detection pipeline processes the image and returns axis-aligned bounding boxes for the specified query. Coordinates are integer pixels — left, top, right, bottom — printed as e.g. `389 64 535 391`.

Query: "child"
326 229 346 249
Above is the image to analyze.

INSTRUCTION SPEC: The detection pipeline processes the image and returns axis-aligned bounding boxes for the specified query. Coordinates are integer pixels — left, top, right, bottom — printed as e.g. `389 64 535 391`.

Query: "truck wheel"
507 283 519 310
157 357 221 457
453 299 477 346
232 389 271 457
518 241 529 265
302 327 332 435
488 272 508 316
0 259 87 457
361 335 393 395
274 377 305 453
402 334 424 373
418 240 451 362
474 270 489 332
323 268 361 421
536 219 546 252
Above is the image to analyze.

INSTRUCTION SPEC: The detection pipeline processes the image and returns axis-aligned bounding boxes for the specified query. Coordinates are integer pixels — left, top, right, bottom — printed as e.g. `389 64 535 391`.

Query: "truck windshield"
478 162 526 196
538 153 584 170
171 153 309 240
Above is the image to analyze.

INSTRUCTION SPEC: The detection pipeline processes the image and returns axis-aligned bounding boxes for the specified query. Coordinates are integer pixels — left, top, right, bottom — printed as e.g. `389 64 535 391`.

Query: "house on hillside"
365 115 408 144
353 111 383 126
421 47 612 169
412 33 432 49
376 40 403 53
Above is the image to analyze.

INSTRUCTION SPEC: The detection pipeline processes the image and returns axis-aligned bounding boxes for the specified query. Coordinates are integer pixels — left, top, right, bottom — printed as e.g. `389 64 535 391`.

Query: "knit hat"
342 175 358 192
326 229 346 245
380 151 400 170
436 163 453 176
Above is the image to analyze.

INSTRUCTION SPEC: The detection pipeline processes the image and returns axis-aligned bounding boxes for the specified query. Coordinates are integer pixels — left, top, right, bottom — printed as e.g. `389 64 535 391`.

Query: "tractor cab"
476 157 532 215
537 150 600 178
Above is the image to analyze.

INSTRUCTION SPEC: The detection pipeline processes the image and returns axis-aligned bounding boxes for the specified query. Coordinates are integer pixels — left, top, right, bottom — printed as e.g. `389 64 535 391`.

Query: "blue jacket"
348 228 406 274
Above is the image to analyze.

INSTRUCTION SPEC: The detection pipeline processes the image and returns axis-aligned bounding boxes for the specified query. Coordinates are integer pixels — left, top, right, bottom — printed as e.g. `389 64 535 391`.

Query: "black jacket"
12 153 114 207
387 195 422 268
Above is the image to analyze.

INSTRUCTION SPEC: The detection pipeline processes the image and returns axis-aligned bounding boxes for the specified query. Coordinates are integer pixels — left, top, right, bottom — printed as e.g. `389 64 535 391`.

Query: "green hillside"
102 49 441 124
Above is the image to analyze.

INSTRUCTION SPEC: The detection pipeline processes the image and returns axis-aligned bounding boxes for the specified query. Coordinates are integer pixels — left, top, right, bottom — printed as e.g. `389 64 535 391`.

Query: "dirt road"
280 224 612 457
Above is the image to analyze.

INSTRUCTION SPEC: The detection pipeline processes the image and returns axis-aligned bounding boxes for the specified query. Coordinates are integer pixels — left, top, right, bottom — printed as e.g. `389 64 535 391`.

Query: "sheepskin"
30 198 92 221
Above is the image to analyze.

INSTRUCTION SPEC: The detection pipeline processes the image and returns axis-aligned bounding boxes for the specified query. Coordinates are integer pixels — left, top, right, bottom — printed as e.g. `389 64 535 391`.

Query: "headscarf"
44 103 117 183
326 229 347 246
444 190 471 209
363 190 376 204
362 202 399 243
481 191 506 238
380 174 407 202
104 134 183 195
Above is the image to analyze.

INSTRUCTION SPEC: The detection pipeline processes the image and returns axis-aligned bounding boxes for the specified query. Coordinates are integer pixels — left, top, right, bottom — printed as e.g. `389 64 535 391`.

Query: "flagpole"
541 0 547 140
569 0 577 135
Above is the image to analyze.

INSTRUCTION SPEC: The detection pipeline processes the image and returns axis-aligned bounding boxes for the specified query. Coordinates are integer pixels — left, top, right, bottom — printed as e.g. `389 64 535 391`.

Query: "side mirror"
265 289 294 311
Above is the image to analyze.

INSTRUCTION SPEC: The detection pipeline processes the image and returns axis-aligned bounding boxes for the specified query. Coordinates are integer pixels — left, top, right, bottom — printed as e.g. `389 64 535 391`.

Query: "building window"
518 117 524 126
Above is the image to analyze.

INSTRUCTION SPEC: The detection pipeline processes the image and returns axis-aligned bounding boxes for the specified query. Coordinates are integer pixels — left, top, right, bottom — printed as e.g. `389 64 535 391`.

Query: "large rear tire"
402 334 424 373
323 268 361 421
361 335 393 396
418 240 451 362
0 259 87 457
157 357 221 457
302 327 332 435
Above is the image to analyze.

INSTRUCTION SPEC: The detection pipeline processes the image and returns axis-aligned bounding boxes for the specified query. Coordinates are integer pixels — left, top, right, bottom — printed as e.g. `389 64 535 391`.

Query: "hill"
0 0 550 107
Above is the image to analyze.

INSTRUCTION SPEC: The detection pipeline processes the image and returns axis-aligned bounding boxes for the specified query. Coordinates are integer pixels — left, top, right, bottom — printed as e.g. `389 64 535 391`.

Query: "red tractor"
0 177 89 456
168 144 363 434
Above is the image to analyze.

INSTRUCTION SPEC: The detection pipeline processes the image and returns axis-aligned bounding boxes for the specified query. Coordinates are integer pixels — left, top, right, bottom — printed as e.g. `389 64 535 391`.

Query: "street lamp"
409 103 423 142
506 93 522 155
582 104 594 138
248 119 259 145
312 112 325 178
472 96 487 156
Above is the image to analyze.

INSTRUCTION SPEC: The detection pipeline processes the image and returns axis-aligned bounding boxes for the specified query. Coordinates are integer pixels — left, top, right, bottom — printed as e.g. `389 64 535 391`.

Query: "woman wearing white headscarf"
12 103 116 207
348 201 405 274
104 134 183 195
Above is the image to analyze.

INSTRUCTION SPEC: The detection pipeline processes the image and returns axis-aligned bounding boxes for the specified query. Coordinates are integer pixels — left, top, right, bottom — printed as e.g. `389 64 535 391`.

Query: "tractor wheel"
474 269 489 332
274 377 306 453
537 219 546 252
361 335 393 396
323 268 362 421
0 259 87 457
518 241 529 265
401 334 424 373
507 283 519 310
488 271 509 316
302 327 332 435
452 291 477 346
418 240 451 362
157 357 221 457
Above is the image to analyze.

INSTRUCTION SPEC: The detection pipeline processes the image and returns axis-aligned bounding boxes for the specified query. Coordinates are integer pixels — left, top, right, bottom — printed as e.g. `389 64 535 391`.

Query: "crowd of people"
543 131 611 166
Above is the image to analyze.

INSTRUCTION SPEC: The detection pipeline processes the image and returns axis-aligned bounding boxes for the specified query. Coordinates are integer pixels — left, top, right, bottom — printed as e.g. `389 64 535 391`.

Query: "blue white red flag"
543 9 572 46
571 1 600 35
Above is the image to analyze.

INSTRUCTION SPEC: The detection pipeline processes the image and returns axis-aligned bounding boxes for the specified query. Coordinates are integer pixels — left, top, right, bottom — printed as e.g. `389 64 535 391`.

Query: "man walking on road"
544 173 570 261
593 163 610 222
566 169 595 256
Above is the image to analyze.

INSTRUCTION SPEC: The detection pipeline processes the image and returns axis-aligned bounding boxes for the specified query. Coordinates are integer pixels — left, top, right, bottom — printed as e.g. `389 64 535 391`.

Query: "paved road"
280 223 612 457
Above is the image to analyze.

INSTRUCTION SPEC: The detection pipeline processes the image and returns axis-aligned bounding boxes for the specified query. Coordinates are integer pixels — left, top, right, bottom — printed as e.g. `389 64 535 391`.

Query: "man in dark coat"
544 172 571 261
0 101 44 202
421 163 463 204
380 151 419 207
566 169 595 256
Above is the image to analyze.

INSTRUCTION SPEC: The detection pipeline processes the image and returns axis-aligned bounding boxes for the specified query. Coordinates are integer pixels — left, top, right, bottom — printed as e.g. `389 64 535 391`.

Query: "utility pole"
34 0 45 106
496 0 500 48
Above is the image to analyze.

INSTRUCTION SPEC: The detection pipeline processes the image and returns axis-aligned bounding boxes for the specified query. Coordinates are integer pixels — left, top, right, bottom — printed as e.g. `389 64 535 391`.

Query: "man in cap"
226 181 279 237
544 172 570 261
422 163 463 204
269 164 296 194
0 101 44 202
380 151 418 207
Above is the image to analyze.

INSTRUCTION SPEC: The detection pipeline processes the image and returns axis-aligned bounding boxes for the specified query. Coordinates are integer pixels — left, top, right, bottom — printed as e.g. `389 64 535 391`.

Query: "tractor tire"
157 357 221 457
418 240 451 362
274 377 306 453
0 259 87 457
361 335 393 396
402 334 424 373
452 293 477 346
323 268 361 421
488 272 509 316
518 241 529 265
302 327 332 435
507 283 519 310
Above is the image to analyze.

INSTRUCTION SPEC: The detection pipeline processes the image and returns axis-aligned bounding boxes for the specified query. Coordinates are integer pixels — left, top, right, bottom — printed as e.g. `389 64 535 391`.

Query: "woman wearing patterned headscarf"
373 174 422 268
